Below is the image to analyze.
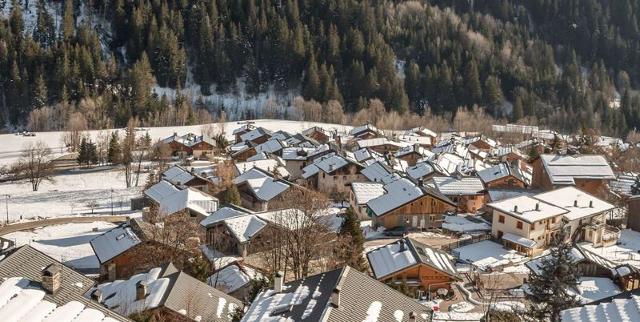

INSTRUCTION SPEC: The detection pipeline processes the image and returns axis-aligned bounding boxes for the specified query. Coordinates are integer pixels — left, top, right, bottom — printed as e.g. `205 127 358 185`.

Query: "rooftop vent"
136 280 147 301
330 285 342 308
513 205 519 213
589 200 593 208
535 203 540 211
574 200 578 207
274 271 284 293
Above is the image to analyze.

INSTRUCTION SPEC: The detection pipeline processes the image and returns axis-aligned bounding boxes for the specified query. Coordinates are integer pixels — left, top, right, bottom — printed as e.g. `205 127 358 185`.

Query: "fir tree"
223 184 241 206
526 229 581 321
338 208 367 271
62 0 75 41
108 132 122 164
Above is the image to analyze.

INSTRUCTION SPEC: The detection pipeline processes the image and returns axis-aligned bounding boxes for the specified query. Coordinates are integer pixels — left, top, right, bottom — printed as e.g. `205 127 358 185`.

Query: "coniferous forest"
2 0 640 136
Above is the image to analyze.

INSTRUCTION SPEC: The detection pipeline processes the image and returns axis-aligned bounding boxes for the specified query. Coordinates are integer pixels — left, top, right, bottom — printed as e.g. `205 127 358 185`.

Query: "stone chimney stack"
92 289 103 302
136 280 148 301
42 264 61 295
274 271 284 293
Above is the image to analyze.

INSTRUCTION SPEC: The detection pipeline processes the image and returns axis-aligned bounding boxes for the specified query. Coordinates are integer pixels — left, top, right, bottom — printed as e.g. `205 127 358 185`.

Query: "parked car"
383 226 407 237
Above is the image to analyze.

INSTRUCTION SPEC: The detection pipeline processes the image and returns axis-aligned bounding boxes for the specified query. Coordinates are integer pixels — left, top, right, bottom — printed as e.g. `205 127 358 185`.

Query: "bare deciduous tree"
14 141 55 191
62 112 88 152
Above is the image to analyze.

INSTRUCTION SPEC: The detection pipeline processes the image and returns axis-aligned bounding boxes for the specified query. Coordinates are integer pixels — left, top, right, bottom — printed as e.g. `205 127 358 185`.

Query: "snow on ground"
0 168 147 222
489 301 526 313
0 119 351 165
581 229 640 268
449 301 475 313
452 240 526 270
442 215 491 233
3 222 116 271
432 311 483 322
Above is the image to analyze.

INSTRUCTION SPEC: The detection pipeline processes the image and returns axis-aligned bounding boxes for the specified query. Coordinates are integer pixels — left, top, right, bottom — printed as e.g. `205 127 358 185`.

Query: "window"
497 231 503 239
552 217 556 223
498 215 505 224
516 221 523 229
531 223 535 230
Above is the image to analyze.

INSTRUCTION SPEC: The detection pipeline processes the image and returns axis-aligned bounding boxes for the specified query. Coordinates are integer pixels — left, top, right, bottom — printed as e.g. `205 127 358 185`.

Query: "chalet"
241 266 432 321
492 146 527 163
162 132 216 159
406 161 448 182
208 262 262 300
395 144 435 166
302 126 332 144
238 127 272 145
234 159 289 179
349 123 383 139
356 138 406 154
301 153 365 195
232 123 256 143
526 245 613 279
90 222 176 281
282 133 320 148
560 287 640 322
91 263 242 321
431 176 486 213
367 238 460 295
477 162 530 189
230 143 257 161
488 187 618 256
402 127 437 146
361 160 401 184
232 167 293 211
281 147 317 179
464 136 498 152
627 195 640 233
161 165 210 192
350 182 385 219
0 245 129 321
200 206 306 257
353 147 382 163
144 180 218 219
531 154 615 196
367 178 456 230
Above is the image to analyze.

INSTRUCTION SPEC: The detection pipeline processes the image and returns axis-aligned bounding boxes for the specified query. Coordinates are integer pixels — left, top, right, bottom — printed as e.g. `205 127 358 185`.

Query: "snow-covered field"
3 221 116 271
0 168 147 221
0 119 350 165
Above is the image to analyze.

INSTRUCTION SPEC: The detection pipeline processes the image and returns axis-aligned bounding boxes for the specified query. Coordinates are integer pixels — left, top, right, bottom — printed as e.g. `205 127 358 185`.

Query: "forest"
2 0 640 137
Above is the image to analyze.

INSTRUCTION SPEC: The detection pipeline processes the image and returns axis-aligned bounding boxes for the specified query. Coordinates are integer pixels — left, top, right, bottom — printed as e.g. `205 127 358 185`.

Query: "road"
0 215 129 236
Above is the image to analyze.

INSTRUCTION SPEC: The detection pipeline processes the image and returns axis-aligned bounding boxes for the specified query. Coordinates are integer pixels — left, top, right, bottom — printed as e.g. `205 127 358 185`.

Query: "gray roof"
90 224 142 264
540 154 615 185
242 266 431 322
0 245 129 321
432 176 485 195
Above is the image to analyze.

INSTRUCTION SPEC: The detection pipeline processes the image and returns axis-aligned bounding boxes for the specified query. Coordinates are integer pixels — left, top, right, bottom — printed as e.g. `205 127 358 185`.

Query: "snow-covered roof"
93 263 242 320
397 135 433 147
255 138 287 154
366 238 458 279
567 277 622 304
281 147 315 161
239 127 271 142
356 138 406 150
162 165 195 186
487 189 538 202
0 277 121 322
431 176 485 196
158 187 218 217
488 195 568 223
561 294 640 322
502 232 537 249
351 182 385 205
208 263 261 294
301 153 354 178
478 163 517 184
534 187 614 221
367 178 424 216
361 161 400 184
442 215 491 233
200 206 253 228
435 153 464 175
408 126 437 138
242 266 431 322
144 180 180 203
233 168 291 201
224 215 268 243
350 124 380 136
353 148 382 162
235 159 289 178
90 224 141 264
367 240 417 279
540 154 615 185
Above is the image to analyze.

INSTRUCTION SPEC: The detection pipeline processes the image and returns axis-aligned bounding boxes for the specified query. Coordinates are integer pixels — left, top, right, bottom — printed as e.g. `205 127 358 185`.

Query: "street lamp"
3 194 10 225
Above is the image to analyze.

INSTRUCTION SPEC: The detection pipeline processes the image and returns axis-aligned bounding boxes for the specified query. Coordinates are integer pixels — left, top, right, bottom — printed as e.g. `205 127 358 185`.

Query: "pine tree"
62 0 75 41
223 184 241 206
32 74 47 109
338 208 367 271
77 137 88 165
526 229 581 321
108 132 122 164
303 56 321 100
465 59 482 104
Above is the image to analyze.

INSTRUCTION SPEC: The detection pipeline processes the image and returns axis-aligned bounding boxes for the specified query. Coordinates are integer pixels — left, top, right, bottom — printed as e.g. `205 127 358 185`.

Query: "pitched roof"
431 176 485 196
241 266 431 322
487 195 568 223
534 186 615 221
93 263 242 321
361 161 400 184
90 224 142 264
208 263 261 294
351 182 385 205
366 178 424 216
301 153 359 178
477 162 525 184
200 205 254 228
366 238 458 280
0 245 128 321
233 168 291 201
540 154 615 185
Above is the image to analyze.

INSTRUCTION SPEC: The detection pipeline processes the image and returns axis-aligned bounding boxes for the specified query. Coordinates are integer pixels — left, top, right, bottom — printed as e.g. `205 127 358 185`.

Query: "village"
0 119 639 322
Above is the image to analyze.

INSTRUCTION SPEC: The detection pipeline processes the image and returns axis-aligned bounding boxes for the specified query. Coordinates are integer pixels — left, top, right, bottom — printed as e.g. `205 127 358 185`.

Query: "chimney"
535 203 540 211
574 200 578 207
42 264 61 295
589 200 593 208
513 205 518 213
136 280 148 301
92 289 103 302
330 285 342 308
399 239 406 251
274 271 284 293
409 311 417 321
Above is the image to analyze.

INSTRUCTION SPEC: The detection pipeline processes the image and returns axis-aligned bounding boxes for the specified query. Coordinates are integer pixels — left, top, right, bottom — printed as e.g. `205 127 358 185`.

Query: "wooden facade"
531 158 609 197
484 175 526 189
372 194 456 229
379 263 458 294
